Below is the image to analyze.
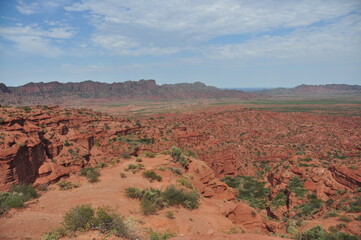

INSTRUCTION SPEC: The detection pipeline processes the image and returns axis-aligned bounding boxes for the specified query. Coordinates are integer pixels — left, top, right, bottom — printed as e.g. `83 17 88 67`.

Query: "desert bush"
144 151 156 158
46 205 136 240
120 172 127 178
177 177 193 189
348 196 361 213
141 188 163 215
93 207 135 238
171 146 188 168
125 187 144 199
297 225 358 240
80 167 100 183
162 185 199 209
136 157 142 162
338 215 352 222
271 191 287 209
63 204 94 231
125 163 144 172
287 221 298 235
58 181 79 190
142 170 162 182
324 210 339 218
183 149 198 158
288 176 308 198
296 194 323 217
222 176 270 209
125 185 200 215
0 183 38 215
11 183 38 201
121 150 131 159
166 211 174 219
149 230 176 240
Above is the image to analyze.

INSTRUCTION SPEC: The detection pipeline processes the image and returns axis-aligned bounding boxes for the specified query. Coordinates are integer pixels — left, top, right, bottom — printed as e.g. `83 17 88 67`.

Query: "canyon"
0 102 360 239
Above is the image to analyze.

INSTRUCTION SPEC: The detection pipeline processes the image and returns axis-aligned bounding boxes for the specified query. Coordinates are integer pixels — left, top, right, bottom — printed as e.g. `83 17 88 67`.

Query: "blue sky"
0 0 360 88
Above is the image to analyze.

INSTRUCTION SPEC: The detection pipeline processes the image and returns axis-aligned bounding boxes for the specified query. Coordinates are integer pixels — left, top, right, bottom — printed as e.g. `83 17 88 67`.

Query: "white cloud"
0 24 75 57
16 0 40 15
206 14 361 61
63 0 361 59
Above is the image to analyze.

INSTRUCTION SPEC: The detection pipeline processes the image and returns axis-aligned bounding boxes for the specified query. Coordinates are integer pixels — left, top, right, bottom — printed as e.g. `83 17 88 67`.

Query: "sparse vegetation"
297 225 357 240
288 176 308 198
271 191 287 209
296 194 323 218
80 167 100 183
171 146 189 168
124 185 200 215
57 181 79 190
0 183 38 215
177 177 193 188
121 150 131 159
142 170 162 182
144 151 156 158
222 176 270 209
149 230 176 240
125 163 144 173
44 204 136 240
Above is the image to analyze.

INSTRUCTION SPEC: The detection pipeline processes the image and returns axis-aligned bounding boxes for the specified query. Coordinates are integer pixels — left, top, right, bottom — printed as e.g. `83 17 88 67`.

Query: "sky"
0 0 360 88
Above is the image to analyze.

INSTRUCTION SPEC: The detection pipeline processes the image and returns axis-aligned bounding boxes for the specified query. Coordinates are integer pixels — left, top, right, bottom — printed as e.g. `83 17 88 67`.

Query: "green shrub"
349 196 361 213
183 149 198 158
144 151 156 158
63 204 94 231
142 170 162 182
149 230 176 240
125 163 144 172
43 227 66 240
125 187 144 199
338 215 352 222
121 151 131 159
222 176 270 209
171 146 189 168
287 221 298 235
297 225 358 240
125 185 200 215
177 177 193 189
296 194 323 217
136 158 142 162
162 185 199 209
120 172 127 178
141 188 163 215
57 181 79 190
0 183 38 215
46 205 136 240
288 177 308 198
166 211 174 219
93 207 134 238
80 167 100 183
11 183 38 201
271 191 287 209
324 210 339 218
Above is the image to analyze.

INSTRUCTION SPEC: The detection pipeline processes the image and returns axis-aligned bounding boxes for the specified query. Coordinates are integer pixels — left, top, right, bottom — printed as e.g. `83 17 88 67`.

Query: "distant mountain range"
0 80 258 105
1 81 360 106
260 84 361 96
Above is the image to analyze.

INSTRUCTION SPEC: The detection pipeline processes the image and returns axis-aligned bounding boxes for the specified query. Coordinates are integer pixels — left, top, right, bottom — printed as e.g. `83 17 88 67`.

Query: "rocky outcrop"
226 202 267 233
188 159 236 200
329 165 361 190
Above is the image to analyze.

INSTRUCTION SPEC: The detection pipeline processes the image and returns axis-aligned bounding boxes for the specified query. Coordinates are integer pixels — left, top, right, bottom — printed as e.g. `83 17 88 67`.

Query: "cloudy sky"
0 0 360 88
